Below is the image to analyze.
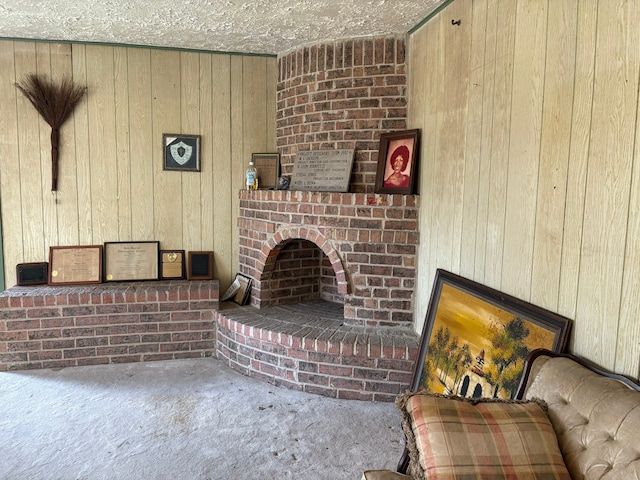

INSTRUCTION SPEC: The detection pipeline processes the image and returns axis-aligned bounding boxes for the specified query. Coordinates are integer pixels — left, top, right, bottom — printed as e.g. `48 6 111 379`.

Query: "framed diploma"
48 246 103 285
160 250 185 280
103 241 159 282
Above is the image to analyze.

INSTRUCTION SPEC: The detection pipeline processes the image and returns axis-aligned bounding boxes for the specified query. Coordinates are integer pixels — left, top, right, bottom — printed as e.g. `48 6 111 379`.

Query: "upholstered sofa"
363 348 640 479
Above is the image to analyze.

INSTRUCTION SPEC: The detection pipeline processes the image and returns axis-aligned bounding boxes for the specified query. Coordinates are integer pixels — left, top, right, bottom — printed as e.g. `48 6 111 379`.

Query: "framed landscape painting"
410 269 572 399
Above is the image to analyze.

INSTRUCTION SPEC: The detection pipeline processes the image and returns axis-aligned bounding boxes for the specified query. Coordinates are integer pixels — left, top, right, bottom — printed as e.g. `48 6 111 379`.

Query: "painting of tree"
409 270 572 399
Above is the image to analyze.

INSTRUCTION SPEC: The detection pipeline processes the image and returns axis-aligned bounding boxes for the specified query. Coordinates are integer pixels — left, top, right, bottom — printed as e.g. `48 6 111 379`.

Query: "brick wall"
238 190 419 327
277 36 407 193
0 280 218 371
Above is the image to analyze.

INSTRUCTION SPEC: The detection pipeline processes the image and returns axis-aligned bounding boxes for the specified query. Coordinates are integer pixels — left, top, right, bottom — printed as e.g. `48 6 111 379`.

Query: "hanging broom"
16 74 86 192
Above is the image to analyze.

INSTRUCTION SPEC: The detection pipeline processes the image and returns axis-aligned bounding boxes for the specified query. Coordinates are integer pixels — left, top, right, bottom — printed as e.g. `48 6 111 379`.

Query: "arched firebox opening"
252 226 351 316
261 239 344 307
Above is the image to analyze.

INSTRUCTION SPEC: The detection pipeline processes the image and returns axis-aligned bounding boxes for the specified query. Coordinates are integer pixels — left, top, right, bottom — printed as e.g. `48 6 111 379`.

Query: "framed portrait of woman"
374 129 420 194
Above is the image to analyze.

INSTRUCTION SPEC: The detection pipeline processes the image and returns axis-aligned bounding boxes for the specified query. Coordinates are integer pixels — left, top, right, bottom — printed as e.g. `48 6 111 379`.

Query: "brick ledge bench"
0 280 218 371
215 300 419 401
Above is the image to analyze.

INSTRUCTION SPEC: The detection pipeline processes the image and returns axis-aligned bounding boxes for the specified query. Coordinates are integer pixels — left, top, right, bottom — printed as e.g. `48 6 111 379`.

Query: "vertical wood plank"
180 51 202 251
127 47 154 241
483 1 516 290
230 56 244 274
151 49 183 248
114 46 132 241
14 42 45 260
413 14 443 333
501 0 547 301
71 44 92 245
0 41 24 285
558 0 597 324
199 53 214 254
85 45 118 244
441 0 471 275
211 54 233 288
530 0 578 311
460 0 488 279
474 0 498 284
575 0 640 368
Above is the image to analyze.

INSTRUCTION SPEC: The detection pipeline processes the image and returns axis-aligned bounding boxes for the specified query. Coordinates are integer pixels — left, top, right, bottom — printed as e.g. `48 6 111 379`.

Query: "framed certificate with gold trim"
48 245 103 285
103 241 159 282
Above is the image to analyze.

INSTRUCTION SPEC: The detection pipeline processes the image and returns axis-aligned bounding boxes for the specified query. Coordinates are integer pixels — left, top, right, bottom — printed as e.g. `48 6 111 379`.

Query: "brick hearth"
215 300 419 401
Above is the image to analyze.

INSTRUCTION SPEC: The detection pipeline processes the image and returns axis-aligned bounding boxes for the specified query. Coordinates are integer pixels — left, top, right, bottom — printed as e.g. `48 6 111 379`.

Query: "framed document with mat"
103 241 159 282
49 246 103 285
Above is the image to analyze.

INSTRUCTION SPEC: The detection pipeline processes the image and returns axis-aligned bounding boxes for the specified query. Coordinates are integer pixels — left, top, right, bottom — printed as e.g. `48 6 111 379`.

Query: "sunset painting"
412 270 572 400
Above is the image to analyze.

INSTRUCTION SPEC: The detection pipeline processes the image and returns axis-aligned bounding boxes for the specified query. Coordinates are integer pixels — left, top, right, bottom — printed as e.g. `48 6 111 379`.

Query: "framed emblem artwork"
163 134 200 172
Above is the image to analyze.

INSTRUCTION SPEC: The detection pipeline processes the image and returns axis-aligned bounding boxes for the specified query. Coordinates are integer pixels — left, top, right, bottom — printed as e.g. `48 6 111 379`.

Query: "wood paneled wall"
409 0 640 378
0 40 276 291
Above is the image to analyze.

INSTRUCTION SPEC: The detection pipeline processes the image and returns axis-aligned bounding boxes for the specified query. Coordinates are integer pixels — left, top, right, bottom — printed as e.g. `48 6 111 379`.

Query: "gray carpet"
0 357 405 479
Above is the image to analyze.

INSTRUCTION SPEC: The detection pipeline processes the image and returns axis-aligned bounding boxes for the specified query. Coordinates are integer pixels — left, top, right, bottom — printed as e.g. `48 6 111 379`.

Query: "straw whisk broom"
15 74 86 192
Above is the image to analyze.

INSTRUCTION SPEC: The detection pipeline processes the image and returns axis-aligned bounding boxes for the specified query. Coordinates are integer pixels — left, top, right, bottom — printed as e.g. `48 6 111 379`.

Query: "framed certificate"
48 246 103 285
103 241 159 282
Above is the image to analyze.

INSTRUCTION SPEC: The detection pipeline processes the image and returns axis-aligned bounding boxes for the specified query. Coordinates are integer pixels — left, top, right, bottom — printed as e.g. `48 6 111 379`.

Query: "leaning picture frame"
163 134 201 172
374 129 420 194
252 153 280 189
410 269 572 400
220 273 252 305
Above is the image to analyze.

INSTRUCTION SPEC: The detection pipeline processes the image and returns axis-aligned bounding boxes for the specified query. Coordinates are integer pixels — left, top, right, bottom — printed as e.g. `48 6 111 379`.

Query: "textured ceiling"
0 0 446 55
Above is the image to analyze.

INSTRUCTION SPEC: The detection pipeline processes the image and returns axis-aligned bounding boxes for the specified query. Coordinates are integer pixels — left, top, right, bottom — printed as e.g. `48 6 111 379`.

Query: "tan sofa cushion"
524 356 640 479
397 391 571 480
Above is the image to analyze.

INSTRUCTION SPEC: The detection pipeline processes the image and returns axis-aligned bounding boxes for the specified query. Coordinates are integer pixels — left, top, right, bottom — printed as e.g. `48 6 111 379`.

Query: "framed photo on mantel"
374 129 420 195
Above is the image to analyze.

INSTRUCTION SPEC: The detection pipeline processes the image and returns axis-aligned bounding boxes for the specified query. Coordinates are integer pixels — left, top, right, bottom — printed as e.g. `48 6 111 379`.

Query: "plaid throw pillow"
396 392 571 480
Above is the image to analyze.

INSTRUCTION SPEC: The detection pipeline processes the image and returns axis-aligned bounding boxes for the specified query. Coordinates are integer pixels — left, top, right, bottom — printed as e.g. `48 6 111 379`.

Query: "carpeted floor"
0 357 406 479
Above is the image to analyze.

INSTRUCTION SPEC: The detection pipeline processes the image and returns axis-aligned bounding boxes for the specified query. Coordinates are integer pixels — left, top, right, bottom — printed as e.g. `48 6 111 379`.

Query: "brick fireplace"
214 190 420 400
214 35 421 400
237 190 419 327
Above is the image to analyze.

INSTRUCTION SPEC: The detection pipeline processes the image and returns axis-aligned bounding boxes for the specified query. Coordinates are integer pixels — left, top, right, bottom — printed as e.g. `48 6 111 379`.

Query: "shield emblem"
170 141 193 165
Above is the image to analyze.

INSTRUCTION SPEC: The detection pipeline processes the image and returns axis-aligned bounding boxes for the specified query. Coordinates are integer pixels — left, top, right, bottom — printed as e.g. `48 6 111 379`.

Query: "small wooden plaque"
187 251 214 280
160 250 185 279
16 262 49 286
